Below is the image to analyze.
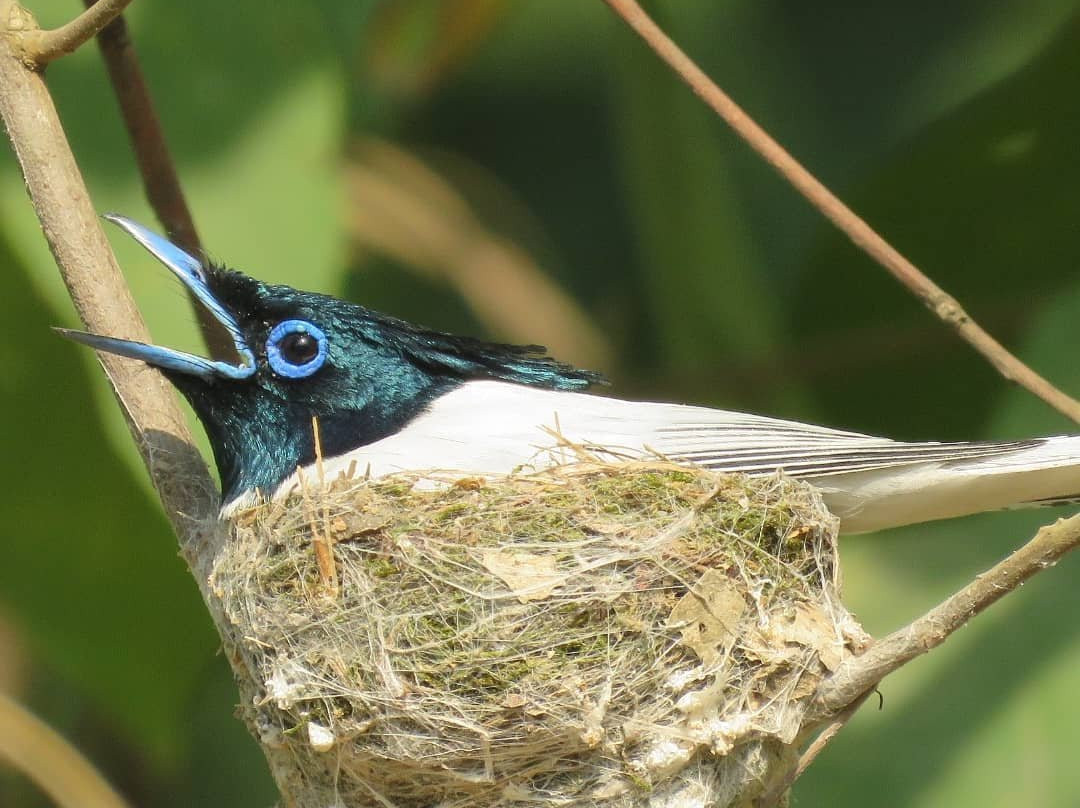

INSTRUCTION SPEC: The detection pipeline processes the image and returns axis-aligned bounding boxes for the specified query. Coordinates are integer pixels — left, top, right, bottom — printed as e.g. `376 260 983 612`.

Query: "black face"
159 264 604 505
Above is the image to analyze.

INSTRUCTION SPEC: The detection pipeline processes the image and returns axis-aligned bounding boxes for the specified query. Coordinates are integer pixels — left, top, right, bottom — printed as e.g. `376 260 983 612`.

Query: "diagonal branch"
19 0 133 64
755 510 1080 803
601 0 1080 424
814 510 1080 717
0 1 217 541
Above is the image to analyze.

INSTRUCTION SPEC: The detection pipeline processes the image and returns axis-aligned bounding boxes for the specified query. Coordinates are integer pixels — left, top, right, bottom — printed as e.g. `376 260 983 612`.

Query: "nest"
211 463 866 808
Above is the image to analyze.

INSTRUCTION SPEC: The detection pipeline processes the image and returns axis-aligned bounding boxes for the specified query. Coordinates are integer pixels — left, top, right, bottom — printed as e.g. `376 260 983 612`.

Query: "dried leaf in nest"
668 569 746 667
211 462 865 808
481 549 563 602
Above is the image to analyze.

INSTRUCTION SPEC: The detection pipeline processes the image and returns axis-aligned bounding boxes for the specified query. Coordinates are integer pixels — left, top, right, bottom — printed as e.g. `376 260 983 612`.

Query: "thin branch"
84 0 234 360
0 13 299 800
0 692 133 808
0 2 217 540
601 0 1080 425
755 687 877 808
20 0 133 64
814 510 1080 716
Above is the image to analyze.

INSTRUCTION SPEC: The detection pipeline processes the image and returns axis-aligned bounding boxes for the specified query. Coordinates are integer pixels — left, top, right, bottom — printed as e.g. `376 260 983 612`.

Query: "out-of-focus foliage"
2 0 1080 805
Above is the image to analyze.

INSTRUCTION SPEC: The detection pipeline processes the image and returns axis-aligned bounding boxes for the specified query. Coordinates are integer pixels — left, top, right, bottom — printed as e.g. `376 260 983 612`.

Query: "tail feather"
806 435 1080 533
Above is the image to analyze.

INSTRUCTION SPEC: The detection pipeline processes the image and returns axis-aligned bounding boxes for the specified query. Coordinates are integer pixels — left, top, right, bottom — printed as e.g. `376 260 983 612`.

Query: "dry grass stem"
305 416 339 593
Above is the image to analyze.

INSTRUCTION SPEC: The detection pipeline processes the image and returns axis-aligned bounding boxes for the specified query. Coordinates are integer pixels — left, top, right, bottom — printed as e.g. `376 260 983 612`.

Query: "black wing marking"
655 427 1043 479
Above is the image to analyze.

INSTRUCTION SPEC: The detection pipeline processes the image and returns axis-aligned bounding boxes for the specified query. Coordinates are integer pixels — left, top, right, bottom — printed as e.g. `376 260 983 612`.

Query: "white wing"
266 380 1080 533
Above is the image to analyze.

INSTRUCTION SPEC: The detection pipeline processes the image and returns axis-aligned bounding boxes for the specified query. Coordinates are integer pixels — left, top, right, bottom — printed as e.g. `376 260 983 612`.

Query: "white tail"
802 436 1080 533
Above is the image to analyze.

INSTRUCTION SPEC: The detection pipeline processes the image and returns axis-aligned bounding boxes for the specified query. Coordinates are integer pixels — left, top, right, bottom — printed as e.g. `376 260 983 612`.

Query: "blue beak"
56 215 257 380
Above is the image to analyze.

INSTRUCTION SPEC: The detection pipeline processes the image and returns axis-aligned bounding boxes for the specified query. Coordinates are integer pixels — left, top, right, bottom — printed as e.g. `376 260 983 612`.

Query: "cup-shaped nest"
212 463 863 808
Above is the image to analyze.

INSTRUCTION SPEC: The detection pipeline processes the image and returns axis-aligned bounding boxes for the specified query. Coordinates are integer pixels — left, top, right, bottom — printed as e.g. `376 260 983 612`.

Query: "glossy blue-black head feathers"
59 218 604 505
212 267 603 391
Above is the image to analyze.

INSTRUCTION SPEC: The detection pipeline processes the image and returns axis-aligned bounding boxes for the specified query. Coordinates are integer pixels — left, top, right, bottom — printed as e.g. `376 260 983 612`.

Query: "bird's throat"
173 371 461 507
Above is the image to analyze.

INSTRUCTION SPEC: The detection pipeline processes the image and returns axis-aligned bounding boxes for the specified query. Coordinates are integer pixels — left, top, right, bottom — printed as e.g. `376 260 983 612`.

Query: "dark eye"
280 332 318 365
266 319 328 379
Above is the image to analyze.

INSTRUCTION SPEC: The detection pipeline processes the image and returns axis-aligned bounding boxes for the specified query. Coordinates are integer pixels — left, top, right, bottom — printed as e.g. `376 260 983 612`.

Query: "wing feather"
661 440 1042 477
266 381 1080 533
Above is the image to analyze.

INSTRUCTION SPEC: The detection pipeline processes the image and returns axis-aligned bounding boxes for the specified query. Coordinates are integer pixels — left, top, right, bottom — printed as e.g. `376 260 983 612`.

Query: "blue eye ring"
266 319 328 379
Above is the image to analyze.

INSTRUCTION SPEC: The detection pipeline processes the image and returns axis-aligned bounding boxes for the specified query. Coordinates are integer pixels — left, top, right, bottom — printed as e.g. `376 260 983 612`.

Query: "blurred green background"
3 0 1080 805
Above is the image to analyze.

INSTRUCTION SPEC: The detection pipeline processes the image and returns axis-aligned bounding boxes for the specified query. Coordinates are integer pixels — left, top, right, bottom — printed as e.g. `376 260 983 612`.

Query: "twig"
0 0 217 540
814 510 1080 716
19 0 133 64
755 687 877 808
0 10 303 801
84 0 234 359
601 0 1080 425
0 691 133 808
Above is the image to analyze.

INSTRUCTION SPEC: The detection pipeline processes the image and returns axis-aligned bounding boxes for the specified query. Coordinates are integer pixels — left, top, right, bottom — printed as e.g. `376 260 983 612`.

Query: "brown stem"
83 0 234 359
0 10 310 793
755 688 877 807
0 1 217 540
602 0 1080 424
814 511 1080 716
17 0 133 63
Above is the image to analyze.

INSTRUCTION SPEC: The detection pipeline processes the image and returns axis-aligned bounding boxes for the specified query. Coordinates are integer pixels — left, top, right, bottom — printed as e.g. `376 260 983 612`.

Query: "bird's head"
59 216 603 506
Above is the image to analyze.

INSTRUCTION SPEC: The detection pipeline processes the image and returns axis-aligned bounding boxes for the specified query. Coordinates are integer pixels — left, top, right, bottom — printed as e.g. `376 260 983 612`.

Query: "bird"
57 215 1080 533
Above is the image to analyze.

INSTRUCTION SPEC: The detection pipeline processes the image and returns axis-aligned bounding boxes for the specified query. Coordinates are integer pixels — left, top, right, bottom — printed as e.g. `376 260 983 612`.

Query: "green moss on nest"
212 462 862 808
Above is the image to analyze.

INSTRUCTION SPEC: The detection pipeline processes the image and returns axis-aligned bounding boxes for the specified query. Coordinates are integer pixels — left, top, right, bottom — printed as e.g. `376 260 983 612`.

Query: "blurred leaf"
344 138 613 370
363 0 509 99
0 235 218 770
760 1 1080 159
3 0 346 304
345 1 638 382
609 4 780 370
178 660 277 807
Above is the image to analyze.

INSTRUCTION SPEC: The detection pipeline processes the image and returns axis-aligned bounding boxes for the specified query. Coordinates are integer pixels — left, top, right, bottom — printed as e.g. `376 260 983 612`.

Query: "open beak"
55 215 256 380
